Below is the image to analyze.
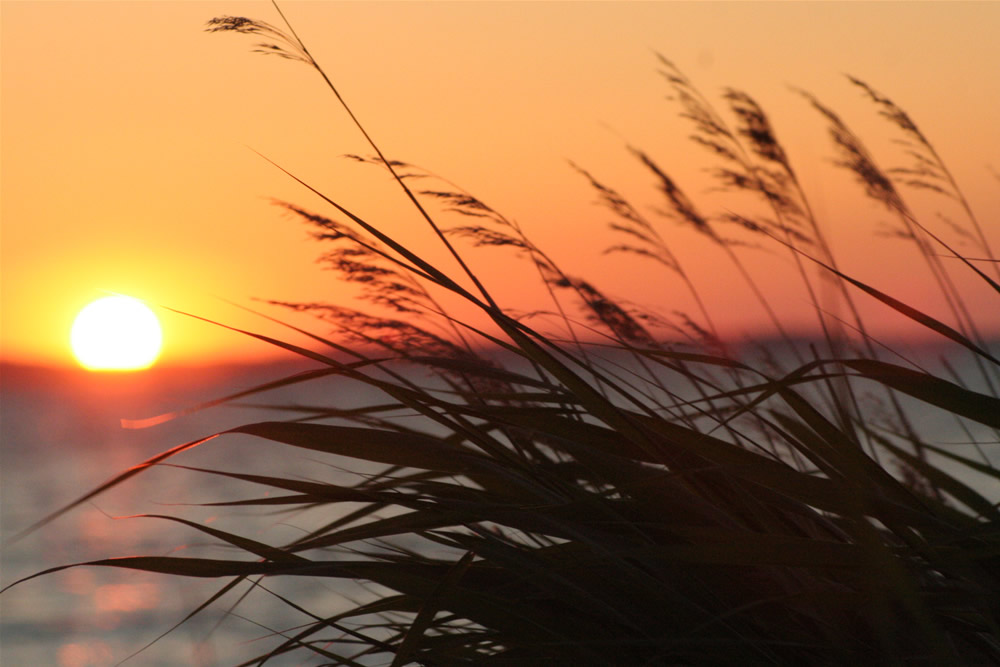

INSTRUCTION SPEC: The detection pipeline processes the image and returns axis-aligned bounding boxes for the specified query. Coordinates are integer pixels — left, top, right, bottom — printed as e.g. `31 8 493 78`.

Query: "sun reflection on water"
93 583 161 614
58 641 112 667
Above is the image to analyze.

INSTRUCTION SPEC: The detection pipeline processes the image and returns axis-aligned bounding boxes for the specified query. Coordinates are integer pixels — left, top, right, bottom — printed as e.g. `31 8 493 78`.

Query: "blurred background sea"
1 358 377 666
2 341 998 666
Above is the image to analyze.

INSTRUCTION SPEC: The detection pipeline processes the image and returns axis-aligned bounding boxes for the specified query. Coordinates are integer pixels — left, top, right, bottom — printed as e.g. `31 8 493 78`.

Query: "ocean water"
1 360 393 667
2 345 997 666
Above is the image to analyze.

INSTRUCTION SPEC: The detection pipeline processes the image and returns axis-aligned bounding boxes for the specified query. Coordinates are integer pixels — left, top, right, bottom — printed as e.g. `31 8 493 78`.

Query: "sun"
70 296 163 371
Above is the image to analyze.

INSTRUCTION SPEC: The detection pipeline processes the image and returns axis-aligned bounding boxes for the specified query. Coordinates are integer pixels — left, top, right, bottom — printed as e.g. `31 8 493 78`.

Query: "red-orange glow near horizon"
3 2 999 367
70 296 163 371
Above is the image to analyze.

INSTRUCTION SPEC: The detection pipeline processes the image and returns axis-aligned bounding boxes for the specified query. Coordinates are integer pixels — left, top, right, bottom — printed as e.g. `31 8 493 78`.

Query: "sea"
2 344 998 666
0 359 391 667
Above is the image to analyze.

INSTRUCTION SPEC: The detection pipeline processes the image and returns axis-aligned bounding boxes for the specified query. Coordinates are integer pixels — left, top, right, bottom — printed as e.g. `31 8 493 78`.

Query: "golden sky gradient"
3 1 998 367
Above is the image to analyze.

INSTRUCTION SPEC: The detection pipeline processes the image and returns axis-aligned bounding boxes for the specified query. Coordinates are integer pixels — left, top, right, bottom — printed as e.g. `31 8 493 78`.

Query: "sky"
3 1 998 368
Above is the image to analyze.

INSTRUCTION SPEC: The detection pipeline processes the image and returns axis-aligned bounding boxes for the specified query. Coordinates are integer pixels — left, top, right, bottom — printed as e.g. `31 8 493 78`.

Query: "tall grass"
6 7 1000 665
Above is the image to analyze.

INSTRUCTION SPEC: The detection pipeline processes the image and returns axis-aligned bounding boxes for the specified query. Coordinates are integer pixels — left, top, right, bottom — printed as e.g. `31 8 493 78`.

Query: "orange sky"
3 1 998 368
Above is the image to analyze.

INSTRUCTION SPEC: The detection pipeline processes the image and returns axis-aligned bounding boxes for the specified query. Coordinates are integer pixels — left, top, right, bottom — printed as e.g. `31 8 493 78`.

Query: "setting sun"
70 296 163 371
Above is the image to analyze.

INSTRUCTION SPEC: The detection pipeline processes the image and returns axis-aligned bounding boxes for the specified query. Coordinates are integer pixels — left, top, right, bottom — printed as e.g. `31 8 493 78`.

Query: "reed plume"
4 8 998 666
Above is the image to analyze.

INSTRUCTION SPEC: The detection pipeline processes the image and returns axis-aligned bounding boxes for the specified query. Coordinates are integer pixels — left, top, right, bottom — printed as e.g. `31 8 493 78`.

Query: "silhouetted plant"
5 6 999 666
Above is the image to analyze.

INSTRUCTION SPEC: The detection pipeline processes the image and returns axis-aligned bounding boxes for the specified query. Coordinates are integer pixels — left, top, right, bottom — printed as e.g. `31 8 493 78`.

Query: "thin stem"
270 1 500 312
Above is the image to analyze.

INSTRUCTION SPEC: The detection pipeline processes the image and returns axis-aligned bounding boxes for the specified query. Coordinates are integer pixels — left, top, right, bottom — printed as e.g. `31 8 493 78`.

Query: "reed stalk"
4 6 998 665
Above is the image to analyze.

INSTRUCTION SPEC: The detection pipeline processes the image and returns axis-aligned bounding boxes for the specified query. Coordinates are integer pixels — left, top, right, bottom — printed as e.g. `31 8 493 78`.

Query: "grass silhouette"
5 6 999 665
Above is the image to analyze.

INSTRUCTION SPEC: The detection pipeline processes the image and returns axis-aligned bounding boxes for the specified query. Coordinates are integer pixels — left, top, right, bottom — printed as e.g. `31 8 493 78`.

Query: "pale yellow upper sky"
3 1 998 366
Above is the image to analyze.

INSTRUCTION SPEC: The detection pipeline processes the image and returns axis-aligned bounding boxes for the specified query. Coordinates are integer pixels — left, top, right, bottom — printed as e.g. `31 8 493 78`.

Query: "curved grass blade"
115 514 312 564
122 363 382 429
872 437 1000 520
843 359 1000 428
918 441 1000 482
767 237 1000 365
391 550 475 667
7 434 219 544
228 421 507 476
